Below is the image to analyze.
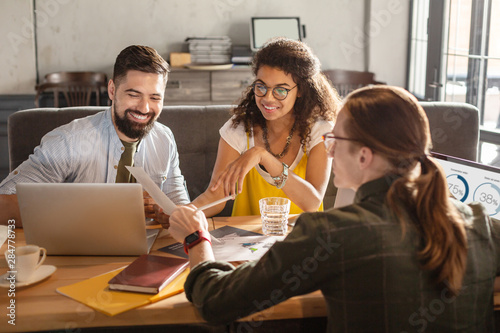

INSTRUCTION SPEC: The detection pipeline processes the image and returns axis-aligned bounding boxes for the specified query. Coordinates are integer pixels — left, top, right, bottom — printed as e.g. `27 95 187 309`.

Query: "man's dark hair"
112 45 169 86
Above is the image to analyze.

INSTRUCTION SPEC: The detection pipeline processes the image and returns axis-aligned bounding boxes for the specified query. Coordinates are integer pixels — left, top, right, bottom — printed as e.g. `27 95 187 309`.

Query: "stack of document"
186 36 232 64
231 45 253 65
211 228 285 261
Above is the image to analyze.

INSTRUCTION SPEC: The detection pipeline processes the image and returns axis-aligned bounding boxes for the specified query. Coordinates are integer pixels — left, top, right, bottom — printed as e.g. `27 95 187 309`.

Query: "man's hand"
143 191 156 221
153 204 171 229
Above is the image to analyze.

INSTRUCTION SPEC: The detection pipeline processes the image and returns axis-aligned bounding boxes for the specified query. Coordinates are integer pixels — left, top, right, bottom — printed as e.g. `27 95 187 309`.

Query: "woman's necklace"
262 122 296 159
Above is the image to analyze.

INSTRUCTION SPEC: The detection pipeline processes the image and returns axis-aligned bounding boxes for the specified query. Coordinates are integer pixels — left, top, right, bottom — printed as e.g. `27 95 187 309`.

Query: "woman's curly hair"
231 37 341 148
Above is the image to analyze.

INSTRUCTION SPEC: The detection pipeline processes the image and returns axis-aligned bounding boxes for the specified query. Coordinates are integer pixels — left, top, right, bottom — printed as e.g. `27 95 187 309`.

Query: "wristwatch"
183 230 211 254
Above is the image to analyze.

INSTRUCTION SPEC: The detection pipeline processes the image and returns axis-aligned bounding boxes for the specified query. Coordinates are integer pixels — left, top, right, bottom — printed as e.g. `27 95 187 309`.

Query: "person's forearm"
0 194 22 227
191 189 226 218
187 240 215 269
260 154 325 212
281 173 324 211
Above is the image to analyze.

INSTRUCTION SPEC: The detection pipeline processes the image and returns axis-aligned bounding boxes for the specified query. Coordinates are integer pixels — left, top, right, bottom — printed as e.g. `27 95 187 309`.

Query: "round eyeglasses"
252 83 298 100
322 133 364 156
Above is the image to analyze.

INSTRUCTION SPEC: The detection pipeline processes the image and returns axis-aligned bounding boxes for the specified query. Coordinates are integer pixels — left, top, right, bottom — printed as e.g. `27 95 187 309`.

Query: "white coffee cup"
5 245 47 282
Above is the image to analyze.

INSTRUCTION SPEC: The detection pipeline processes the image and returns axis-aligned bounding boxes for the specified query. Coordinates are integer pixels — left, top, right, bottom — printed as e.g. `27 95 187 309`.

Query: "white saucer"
0 265 57 288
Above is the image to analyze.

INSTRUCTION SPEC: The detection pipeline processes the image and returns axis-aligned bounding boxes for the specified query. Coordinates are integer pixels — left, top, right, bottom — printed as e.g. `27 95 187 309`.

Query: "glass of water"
259 197 291 236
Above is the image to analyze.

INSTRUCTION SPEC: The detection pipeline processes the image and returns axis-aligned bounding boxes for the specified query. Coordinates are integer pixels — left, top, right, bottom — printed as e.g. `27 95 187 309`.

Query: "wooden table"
2 216 499 332
0 217 326 333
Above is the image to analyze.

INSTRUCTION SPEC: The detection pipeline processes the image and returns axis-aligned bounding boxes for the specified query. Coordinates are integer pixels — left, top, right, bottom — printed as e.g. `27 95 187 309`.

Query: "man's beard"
113 107 156 140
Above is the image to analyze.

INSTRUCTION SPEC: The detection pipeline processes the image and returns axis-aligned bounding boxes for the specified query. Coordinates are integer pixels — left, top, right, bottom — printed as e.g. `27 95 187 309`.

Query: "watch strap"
183 229 211 254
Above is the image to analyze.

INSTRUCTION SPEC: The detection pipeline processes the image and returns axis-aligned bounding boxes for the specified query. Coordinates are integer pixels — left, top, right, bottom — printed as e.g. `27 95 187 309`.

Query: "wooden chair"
35 72 108 107
323 69 385 98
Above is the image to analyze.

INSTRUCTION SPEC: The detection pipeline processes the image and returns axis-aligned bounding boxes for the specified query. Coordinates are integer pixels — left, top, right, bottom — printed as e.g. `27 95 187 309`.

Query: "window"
407 0 429 99
408 0 500 166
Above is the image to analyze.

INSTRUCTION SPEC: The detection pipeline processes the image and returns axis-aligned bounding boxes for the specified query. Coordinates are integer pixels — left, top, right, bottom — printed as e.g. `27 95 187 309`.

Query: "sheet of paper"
212 235 285 261
159 226 274 261
126 166 176 215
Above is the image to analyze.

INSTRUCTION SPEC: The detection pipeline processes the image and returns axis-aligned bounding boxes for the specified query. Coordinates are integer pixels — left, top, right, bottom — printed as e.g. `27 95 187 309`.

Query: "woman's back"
311 177 499 332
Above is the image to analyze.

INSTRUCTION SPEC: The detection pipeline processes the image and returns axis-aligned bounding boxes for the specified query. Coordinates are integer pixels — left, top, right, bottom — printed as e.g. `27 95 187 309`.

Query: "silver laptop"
432 152 500 218
17 183 159 256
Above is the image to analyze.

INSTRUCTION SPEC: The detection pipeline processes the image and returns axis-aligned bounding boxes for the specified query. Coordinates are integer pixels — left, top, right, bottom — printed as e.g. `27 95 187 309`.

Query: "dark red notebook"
108 255 189 294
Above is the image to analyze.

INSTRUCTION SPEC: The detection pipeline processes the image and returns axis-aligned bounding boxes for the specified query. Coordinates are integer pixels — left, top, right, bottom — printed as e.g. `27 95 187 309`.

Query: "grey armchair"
420 102 479 162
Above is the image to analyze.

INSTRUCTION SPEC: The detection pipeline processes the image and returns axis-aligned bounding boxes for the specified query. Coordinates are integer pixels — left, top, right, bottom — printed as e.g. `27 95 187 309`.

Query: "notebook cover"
108 255 188 294
56 266 189 316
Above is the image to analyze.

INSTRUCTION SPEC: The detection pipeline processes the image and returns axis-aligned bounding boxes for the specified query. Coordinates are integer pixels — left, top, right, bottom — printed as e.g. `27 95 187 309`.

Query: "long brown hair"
342 86 467 295
231 37 341 147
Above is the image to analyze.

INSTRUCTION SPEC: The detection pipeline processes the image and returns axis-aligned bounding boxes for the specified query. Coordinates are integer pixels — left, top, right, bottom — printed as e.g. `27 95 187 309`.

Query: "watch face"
185 231 200 244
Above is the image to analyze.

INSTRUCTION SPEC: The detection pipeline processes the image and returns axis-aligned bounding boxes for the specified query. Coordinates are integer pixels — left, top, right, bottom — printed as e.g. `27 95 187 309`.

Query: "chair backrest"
420 102 479 161
323 69 384 97
7 106 235 215
35 72 108 107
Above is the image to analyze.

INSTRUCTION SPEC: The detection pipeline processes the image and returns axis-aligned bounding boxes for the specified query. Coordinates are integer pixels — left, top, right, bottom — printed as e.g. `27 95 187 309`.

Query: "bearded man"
0 45 189 227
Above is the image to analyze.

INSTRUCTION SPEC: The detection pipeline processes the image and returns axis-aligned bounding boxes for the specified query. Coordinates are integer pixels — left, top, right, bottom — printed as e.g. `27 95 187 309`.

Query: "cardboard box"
170 53 191 67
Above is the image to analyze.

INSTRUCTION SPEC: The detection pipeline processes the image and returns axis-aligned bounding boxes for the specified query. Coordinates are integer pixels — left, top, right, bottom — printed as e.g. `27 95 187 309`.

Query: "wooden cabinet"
211 70 253 102
165 70 210 102
164 67 253 105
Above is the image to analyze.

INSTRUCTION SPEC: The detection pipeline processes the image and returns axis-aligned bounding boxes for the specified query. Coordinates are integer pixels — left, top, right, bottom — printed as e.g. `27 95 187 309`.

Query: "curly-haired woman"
192 37 341 217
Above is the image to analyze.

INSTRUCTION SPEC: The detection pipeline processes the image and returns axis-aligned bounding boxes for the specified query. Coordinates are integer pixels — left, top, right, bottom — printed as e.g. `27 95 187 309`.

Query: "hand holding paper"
126 166 177 215
126 166 235 218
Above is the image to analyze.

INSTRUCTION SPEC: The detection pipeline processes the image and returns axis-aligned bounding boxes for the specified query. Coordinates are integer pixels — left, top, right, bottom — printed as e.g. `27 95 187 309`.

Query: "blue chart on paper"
434 153 500 217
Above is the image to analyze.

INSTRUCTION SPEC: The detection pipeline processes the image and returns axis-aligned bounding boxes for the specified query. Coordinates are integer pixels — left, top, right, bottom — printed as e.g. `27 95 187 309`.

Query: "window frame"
407 0 500 164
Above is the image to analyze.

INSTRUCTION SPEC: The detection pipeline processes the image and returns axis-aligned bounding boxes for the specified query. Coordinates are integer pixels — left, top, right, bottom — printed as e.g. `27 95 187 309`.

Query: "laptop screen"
17 183 159 255
334 153 500 218
432 152 500 218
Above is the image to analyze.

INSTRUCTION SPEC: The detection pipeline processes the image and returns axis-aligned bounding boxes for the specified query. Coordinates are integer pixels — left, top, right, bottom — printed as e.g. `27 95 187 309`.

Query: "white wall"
0 0 409 95
0 0 37 94
369 0 410 87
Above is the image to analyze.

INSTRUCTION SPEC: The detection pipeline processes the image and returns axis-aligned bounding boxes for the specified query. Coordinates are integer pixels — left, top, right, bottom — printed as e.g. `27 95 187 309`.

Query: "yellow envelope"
57 267 188 316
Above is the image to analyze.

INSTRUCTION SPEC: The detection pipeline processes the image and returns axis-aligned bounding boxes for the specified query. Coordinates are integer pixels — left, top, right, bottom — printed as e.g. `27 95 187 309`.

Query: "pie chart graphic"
446 174 469 202
473 183 500 216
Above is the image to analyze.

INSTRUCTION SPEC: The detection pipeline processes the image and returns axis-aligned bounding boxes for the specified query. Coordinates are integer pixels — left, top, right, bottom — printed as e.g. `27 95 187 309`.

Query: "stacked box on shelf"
186 37 232 64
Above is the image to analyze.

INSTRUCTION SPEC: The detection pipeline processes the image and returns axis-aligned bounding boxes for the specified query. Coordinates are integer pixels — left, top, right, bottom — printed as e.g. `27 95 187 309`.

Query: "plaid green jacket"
185 176 500 332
